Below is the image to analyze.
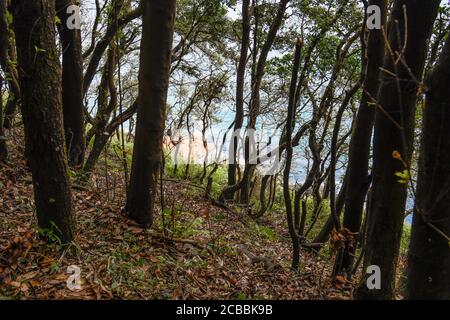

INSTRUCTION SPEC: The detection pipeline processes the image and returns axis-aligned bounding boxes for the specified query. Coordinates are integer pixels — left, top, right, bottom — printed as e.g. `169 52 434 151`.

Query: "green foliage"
251 224 278 241
4 10 13 25
89 135 134 175
395 170 411 184
400 224 411 255
106 249 162 296
34 46 46 54
175 0 234 67
49 261 60 273
236 292 247 300
36 222 62 246
164 153 228 198
155 207 205 239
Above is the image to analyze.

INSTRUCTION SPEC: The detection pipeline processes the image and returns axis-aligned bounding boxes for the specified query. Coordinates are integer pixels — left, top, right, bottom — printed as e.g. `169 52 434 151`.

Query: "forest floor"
0 135 360 300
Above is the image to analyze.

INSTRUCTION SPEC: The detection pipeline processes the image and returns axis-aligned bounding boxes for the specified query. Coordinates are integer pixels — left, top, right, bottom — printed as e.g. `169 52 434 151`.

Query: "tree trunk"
55 0 85 167
0 77 7 161
225 0 250 200
1 0 20 131
234 0 289 203
3 37 20 130
82 0 131 95
355 0 440 300
256 175 270 217
283 39 302 270
83 45 117 176
328 83 360 235
125 0 175 227
334 0 387 276
407 32 450 300
12 0 76 243
83 132 109 175
0 0 8 160
312 171 348 246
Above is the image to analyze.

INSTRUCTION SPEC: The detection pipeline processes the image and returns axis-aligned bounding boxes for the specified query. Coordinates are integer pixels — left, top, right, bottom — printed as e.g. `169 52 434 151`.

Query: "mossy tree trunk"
12 0 76 243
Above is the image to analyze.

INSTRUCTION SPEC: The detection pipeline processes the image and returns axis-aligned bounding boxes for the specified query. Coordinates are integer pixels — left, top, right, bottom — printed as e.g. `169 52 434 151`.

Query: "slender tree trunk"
298 199 308 237
225 0 250 200
83 133 109 175
312 171 348 246
0 0 8 160
407 33 450 300
334 0 387 276
55 0 85 167
0 77 7 161
269 173 277 209
0 0 7 72
82 0 134 95
293 188 302 230
329 84 360 233
3 37 20 130
235 0 289 203
125 0 175 227
256 175 270 217
12 0 76 243
356 0 440 300
83 45 117 175
1 1 20 130
283 39 302 270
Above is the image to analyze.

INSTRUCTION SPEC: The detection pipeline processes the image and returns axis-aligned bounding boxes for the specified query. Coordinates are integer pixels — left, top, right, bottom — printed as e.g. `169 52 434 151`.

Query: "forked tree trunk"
219 0 289 204
56 0 85 167
83 45 117 175
125 0 176 227
12 0 76 243
356 0 440 300
238 0 289 204
407 33 450 300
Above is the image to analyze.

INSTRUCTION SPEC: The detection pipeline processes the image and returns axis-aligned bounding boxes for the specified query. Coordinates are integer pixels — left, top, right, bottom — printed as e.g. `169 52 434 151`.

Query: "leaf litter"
0 135 353 300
